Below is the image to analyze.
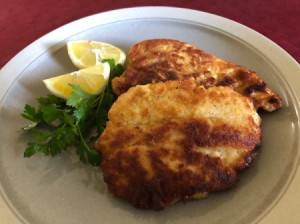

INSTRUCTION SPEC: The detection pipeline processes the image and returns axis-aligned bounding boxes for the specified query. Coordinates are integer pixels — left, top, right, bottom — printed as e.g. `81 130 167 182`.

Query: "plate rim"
1 6 300 224
1 6 299 99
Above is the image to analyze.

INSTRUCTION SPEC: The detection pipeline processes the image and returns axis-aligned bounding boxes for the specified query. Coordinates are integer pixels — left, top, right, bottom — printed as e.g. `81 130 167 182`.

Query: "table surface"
1 0 299 69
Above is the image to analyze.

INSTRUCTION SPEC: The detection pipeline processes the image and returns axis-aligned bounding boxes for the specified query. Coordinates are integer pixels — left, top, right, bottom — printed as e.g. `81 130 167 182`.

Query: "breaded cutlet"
112 39 282 112
96 80 261 210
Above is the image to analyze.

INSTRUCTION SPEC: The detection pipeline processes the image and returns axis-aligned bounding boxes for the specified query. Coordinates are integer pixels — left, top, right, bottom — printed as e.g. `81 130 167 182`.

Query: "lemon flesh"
43 63 110 99
67 40 126 69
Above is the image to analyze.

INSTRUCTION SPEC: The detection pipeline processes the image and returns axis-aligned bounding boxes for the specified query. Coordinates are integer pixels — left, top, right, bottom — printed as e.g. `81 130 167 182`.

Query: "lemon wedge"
43 63 110 99
67 40 126 69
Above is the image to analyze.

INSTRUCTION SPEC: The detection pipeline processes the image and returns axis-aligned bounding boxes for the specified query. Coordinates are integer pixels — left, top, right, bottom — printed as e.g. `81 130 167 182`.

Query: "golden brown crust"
96 80 261 210
101 145 239 210
112 39 282 112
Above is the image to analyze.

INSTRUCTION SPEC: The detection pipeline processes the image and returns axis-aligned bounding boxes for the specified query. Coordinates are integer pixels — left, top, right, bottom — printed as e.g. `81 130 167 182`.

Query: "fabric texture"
0 0 299 68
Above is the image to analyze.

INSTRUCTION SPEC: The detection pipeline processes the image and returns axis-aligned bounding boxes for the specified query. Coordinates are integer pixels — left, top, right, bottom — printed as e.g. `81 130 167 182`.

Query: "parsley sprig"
21 59 124 166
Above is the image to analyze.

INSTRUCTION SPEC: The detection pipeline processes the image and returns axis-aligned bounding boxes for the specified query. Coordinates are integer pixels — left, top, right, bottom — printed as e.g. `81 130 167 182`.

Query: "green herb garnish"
21 59 124 166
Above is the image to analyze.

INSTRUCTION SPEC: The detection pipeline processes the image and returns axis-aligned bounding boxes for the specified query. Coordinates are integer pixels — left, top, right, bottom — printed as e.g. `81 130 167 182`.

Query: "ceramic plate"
1 7 300 224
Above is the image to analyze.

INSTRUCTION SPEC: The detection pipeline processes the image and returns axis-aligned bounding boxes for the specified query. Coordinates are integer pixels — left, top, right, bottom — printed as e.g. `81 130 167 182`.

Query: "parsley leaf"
21 61 124 166
21 104 41 122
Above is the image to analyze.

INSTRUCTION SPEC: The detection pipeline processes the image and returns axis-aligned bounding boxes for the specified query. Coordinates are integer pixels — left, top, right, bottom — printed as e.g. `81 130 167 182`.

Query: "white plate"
0 7 300 224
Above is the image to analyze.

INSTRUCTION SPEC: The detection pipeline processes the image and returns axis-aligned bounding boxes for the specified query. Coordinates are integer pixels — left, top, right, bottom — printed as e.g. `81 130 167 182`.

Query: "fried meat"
96 80 261 210
112 39 282 112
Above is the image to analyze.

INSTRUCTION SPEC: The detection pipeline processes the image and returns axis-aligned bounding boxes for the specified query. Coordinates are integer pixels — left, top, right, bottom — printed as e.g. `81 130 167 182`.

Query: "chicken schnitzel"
112 39 282 112
96 80 261 210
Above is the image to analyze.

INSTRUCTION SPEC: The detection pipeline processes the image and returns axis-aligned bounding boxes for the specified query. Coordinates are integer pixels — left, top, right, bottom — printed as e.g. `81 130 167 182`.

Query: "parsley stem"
95 88 106 116
75 123 93 153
